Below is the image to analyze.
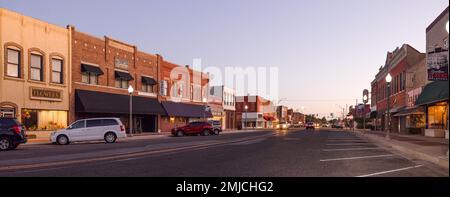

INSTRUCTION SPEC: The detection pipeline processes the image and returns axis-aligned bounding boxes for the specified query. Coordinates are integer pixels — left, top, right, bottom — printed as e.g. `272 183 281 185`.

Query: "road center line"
326 143 371 146
322 147 383 151
356 165 424 177
320 154 395 162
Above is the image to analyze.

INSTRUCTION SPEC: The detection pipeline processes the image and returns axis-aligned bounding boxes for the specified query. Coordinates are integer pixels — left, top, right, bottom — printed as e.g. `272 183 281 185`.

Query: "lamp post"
128 85 134 137
202 97 207 122
385 73 392 140
244 105 248 130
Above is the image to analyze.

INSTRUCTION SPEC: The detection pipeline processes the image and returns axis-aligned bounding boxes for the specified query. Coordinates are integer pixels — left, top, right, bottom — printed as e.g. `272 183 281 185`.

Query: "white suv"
51 118 127 145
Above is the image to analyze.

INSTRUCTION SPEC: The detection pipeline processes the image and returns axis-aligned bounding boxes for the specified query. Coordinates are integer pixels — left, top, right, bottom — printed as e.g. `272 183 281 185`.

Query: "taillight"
12 125 21 134
120 125 125 132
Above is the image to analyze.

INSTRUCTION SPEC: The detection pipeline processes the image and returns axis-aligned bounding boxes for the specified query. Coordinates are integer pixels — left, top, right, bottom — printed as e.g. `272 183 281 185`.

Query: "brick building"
236 95 275 129
69 26 165 133
374 44 425 133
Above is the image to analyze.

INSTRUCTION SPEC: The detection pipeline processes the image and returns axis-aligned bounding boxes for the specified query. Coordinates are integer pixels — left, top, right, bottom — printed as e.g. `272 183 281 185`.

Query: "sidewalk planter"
424 129 446 138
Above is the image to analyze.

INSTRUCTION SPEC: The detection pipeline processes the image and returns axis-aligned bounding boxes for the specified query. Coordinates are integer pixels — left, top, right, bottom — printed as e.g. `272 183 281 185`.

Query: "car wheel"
0 137 11 151
104 132 117 143
176 131 184 137
202 129 210 136
214 129 220 135
56 135 69 145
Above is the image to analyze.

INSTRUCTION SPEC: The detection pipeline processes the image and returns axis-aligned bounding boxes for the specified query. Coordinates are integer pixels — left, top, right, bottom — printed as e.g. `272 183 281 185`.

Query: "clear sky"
1 0 448 117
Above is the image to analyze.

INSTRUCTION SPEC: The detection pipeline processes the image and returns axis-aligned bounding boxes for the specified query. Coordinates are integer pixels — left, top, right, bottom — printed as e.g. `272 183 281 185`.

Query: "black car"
0 118 27 151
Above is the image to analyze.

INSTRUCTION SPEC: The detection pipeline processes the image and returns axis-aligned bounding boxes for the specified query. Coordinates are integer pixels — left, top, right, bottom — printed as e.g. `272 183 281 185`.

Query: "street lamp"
363 94 369 130
385 73 392 140
128 85 134 137
202 97 207 122
244 105 248 130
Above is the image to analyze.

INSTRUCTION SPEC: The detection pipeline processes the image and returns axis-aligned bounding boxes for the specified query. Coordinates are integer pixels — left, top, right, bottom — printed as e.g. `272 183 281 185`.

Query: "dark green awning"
416 81 449 106
81 64 104 75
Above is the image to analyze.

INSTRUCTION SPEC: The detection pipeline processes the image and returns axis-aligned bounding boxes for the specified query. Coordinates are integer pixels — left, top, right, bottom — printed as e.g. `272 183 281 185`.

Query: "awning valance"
81 64 104 75
393 106 425 117
142 76 158 85
416 81 449 106
161 101 212 118
115 71 134 81
75 90 165 115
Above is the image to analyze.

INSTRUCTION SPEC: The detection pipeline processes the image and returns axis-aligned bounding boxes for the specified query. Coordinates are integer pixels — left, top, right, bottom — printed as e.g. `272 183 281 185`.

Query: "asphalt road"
0 129 448 177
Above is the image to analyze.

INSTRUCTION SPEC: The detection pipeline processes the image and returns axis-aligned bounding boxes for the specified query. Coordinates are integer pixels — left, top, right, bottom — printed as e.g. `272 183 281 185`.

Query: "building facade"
416 6 449 138
210 86 236 130
0 8 70 131
236 95 275 129
374 44 425 134
69 27 165 133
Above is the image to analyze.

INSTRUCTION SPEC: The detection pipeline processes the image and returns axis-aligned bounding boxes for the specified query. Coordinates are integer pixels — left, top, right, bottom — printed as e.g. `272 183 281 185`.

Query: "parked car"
208 120 222 135
305 122 315 130
172 121 215 137
276 122 289 130
0 118 27 151
321 124 329 128
50 118 127 145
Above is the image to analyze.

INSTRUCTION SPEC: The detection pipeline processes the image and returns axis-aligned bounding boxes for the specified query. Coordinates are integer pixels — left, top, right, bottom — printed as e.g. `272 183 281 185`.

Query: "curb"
352 131 449 170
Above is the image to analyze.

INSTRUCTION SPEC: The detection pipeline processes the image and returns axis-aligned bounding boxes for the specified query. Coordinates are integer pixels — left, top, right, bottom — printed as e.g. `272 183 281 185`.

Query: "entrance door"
135 117 143 133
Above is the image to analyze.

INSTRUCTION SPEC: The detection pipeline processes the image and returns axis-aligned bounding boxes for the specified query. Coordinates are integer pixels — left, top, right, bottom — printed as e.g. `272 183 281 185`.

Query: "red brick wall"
69 28 159 123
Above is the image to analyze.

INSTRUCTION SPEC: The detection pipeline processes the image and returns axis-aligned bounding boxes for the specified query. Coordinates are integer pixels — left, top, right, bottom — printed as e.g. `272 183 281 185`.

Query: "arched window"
4 42 24 78
28 48 46 82
50 53 65 84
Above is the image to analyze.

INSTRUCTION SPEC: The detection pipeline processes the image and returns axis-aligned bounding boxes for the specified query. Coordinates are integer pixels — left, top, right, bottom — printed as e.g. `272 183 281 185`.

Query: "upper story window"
30 53 44 81
141 76 157 93
115 71 133 89
160 80 168 96
51 58 63 84
6 48 21 78
81 63 103 85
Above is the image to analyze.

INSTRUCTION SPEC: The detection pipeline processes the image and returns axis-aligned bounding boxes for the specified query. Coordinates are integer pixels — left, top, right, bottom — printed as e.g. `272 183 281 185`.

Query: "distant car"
208 120 222 135
0 118 27 151
321 124 329 128
276 122 289 130
172 121 215 137
50 118 127 145
305 122 315 130
333 124 344 129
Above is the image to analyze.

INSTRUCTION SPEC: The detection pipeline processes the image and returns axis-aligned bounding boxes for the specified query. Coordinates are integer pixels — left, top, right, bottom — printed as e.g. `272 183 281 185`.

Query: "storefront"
393 107 426 134
416 81 449 138
75 89 165 133
160 101 213 132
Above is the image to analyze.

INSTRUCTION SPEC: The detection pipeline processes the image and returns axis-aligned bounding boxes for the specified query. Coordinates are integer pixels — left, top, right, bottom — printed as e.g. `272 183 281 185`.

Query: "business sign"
427 50 448 81
115 57 129 70
30 87 62 102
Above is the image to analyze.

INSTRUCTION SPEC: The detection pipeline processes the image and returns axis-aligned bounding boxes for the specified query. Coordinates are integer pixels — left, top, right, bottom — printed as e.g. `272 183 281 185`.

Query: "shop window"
30 54 43 81
427 103 448 130
6 48 21 78
82 72 99 85
51 58 63 84
21 109 67 131
160 80 168 96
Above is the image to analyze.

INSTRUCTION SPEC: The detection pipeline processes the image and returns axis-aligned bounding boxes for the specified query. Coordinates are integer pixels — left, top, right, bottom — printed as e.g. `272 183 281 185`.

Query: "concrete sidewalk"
350 129 449 170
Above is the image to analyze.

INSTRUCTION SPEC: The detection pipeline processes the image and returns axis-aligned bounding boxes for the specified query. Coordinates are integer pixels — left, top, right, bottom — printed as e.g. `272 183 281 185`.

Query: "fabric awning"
115 71 134 81
81 64 104 75
264 116 276 121
161 101 212 118
142 76 158 85
75 89 166 115
416 81 449 106
393 106 425 117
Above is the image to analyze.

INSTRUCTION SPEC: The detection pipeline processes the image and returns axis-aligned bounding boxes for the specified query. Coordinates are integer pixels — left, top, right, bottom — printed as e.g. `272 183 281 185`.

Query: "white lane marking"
327 140 368 142
322 147 383 152
326 143 371 146
327 138 360 140
356 165 424 177
320 154 395 162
